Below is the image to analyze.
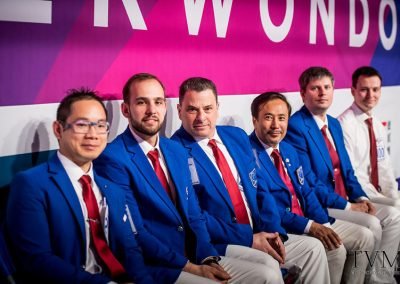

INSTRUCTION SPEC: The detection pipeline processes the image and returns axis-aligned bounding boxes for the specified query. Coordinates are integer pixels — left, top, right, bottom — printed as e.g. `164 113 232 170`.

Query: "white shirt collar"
312 114 329 131
194 130 223 148
129 126 161 155
351 102 372 122
57 151 94 182
255 133 280 156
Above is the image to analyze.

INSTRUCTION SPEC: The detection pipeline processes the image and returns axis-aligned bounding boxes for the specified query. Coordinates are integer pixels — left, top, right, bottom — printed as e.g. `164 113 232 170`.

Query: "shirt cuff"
344 202 351 210
323 222 332 229
304 220 313 234
201 256 221 265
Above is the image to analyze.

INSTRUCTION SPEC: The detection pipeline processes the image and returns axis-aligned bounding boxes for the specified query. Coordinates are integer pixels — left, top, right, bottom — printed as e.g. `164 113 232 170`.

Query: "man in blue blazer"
6 89 153 283
249 91 375 284
285 66 400 283
171 77 330 284
94 73 273 283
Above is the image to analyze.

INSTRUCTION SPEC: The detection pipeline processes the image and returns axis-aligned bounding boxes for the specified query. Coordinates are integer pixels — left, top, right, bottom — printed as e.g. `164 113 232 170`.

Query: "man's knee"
356 226 375 251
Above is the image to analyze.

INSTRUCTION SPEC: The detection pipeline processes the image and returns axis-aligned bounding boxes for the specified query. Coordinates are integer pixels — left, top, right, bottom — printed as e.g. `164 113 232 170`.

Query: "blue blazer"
249 132 330 234
285 106 367 209
94 128 219 283
6 154 153 284
171 126 286 255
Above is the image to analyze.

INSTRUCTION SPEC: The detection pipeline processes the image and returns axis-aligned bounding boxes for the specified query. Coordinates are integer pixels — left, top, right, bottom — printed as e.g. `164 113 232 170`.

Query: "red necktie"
320 126 347 199
271 149 304 216
365 118 380 191
147 149 176 203
208 139 250 224
79 175 126 279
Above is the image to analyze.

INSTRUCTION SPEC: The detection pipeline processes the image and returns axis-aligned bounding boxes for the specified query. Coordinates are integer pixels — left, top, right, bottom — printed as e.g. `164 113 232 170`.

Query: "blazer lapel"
47 155 86 245
176 127 235 213
122 128 181 221
301 107 334 176
249 132 287 189
218 128 258 215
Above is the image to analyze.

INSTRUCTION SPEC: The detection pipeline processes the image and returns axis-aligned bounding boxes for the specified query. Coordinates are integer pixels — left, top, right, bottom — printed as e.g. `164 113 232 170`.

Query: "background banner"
0 0 399 187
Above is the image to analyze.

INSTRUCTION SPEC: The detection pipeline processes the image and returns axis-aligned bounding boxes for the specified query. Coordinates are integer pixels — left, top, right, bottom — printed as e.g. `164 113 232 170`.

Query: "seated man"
6 89 153 283
249 91 374 284
95 73 274 283
171 77 330 284
285 66 400 283
338 66 400 208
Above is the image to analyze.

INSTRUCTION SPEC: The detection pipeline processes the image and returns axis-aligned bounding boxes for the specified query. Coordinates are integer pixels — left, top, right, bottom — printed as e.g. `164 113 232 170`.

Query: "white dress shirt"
57 151 106 274
194 132 253 227
338 102 399 199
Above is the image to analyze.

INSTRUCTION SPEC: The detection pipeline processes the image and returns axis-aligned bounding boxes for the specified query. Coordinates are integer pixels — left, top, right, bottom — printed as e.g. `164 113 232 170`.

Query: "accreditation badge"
188 157 200 184
249 168 257 188
296 166 305 185
377 140 385 161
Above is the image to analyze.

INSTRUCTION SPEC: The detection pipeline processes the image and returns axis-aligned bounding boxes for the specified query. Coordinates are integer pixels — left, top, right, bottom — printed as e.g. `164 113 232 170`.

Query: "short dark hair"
57 87 107 122
179 77 218 104
352 66 382 88
122 73 165 103
251 92 292 118
299 66 334 92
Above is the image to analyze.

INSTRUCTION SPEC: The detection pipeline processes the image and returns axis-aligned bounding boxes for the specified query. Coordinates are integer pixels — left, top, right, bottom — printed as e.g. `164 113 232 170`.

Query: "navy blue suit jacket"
249 132 331 234
285 106 367 209
6 154 153 284
94 128 219 283
171 126 286 255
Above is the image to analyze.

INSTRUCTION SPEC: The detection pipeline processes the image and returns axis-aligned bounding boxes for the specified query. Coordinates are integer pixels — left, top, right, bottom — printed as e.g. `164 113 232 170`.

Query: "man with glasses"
6 88 153 283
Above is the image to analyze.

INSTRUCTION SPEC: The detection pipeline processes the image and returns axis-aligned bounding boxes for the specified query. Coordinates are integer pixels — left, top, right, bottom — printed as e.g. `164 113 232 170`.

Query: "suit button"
177 225 184 232
232 217 237 223
286 207 291 212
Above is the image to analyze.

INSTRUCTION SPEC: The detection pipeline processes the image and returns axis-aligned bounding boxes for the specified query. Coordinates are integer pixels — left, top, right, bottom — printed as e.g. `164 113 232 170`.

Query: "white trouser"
176 244 283 284
284 234 330 284
329 203 400 283
331 219 375 284
370 195 400 210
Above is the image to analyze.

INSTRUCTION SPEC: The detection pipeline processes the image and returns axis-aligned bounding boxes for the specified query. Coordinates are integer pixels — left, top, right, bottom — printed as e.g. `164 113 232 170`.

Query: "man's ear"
121 102 130 118
177 104 182 120
53 121 63 140
351 87 356 97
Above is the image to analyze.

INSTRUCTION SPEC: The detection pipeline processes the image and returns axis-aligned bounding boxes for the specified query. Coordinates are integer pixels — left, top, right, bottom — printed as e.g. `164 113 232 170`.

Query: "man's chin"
134 125 161 137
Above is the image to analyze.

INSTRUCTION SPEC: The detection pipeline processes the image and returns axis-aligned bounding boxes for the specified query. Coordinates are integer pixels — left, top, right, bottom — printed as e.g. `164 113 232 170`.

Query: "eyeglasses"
61 120 110 134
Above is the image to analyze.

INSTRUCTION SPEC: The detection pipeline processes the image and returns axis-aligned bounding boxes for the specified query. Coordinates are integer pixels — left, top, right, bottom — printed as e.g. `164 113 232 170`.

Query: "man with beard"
94 73 282 283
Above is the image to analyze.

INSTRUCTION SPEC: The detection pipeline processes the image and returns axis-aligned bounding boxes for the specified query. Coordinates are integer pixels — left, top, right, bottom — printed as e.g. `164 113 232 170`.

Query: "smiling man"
338 66 400 208
285 66 400 283
6 89 153 283
172 77 330 284
249 91 374 284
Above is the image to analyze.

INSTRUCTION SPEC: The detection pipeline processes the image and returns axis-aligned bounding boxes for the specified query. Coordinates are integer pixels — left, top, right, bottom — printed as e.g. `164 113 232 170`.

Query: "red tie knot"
147 149 159 162
365 117 373 126
79 175 92 187
321 125 328 134
208 138 217 149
